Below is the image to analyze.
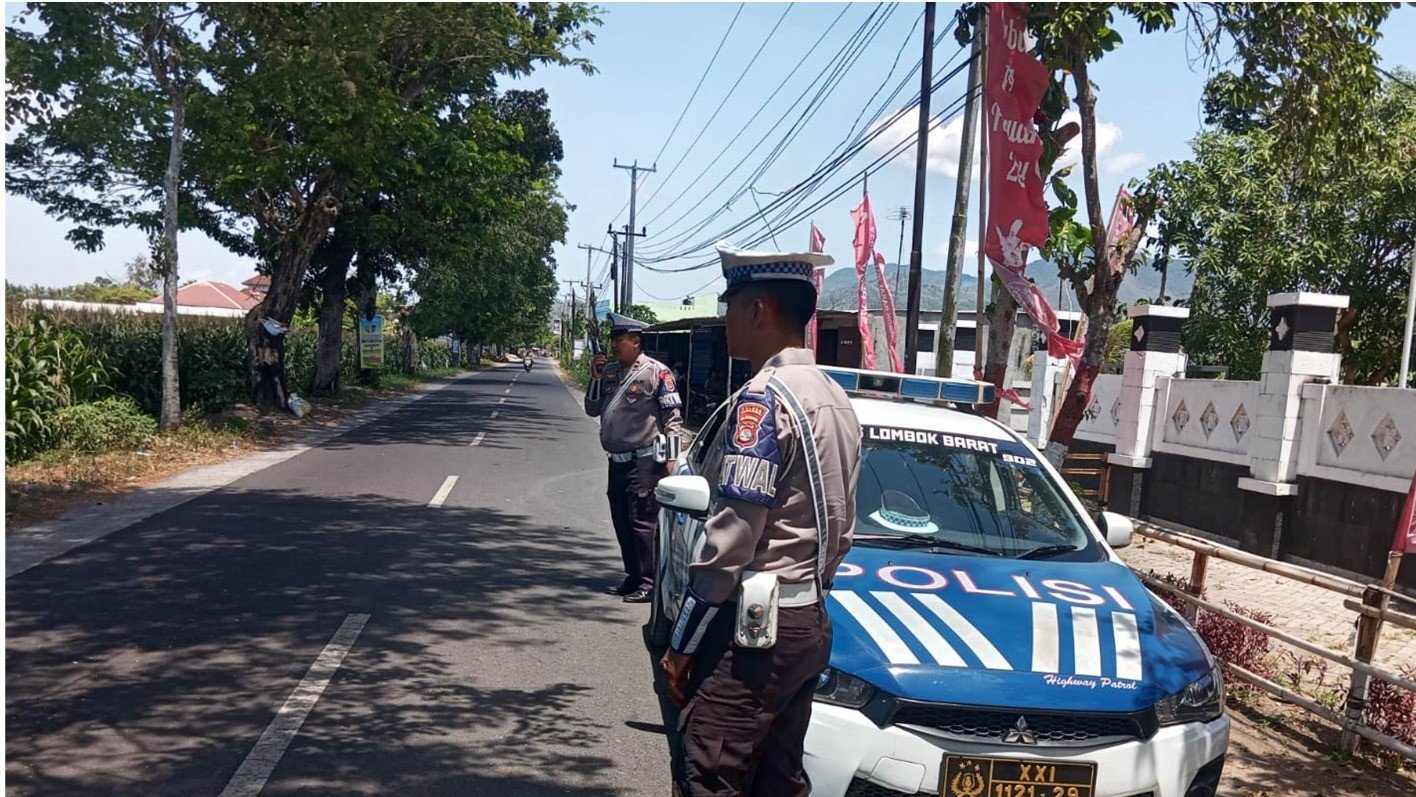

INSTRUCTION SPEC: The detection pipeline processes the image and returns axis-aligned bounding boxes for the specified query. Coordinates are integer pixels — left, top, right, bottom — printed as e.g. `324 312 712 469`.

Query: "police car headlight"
814 668 874 708
1155 663 1224 725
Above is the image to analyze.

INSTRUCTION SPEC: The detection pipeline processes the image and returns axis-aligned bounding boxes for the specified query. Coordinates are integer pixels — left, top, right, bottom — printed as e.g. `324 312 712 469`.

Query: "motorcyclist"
523 351 533 372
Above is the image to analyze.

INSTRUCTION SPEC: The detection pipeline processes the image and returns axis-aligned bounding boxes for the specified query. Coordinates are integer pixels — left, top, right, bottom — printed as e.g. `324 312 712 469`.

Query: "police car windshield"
854 425 1104 562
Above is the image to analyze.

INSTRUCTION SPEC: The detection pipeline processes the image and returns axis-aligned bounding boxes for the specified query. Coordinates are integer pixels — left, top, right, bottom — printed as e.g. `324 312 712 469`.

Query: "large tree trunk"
158 87 186 431
311 224 357 396
1044 55 1117 465
980 282 1019 419
248 181 344 410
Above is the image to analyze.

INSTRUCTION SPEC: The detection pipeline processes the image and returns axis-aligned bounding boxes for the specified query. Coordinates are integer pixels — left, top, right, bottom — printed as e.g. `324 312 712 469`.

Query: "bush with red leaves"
1197 601 1275 678
1363 665 1416 749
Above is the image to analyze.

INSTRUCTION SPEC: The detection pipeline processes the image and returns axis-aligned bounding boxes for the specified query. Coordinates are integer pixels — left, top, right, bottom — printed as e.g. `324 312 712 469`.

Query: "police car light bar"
819 366 995 406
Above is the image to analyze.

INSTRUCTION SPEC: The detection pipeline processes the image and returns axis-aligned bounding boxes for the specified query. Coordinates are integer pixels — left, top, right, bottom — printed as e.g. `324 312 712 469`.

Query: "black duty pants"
679 603 831 797
607 458 659 591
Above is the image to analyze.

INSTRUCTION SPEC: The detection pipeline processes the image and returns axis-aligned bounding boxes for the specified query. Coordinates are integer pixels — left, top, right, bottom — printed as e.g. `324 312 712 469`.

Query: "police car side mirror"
656 475 712 516
1099 511 1134 549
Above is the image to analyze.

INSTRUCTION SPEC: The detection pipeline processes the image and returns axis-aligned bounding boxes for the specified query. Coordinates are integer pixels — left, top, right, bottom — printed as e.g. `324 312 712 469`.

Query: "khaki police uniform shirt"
690 348 862 605
584 354 684 454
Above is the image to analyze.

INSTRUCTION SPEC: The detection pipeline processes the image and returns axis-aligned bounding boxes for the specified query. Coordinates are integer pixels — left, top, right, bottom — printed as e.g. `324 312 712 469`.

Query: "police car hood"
827 546 1210 713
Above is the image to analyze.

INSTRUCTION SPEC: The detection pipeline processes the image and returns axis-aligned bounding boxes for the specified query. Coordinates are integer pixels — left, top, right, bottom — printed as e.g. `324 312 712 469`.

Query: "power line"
639 87 972 273
640 28 969 261
637 4 877 232
632 3 795 219
640 54 974 265
652 3 746 166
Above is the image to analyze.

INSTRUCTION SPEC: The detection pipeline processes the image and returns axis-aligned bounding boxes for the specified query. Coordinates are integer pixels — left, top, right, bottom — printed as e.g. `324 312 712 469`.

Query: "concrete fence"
1035 293 1416 593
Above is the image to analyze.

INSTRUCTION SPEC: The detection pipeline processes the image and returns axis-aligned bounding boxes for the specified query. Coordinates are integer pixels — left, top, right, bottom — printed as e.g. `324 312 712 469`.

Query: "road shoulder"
5 371 483 578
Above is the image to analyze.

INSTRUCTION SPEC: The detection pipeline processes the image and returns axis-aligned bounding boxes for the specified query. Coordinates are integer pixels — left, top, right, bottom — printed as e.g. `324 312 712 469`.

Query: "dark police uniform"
585 313 684 597
668 244 861 797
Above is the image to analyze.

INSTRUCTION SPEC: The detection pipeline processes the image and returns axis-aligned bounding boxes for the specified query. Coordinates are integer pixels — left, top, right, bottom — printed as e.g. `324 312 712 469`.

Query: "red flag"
873 252 905 372
851 193 878 369
809 222 826 254
1105 186 1139 276
973 367 1034 411
983 3 1080 367
1395 470 1416 555
806 266 825 354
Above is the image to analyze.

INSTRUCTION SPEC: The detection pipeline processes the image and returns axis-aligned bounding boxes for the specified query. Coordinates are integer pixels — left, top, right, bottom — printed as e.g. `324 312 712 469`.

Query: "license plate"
940 755 1097 797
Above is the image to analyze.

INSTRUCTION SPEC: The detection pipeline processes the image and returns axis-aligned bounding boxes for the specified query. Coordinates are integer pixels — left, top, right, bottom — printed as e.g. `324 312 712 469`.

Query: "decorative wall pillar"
1235 292 1347 556
1242 292 1348 490
1105 305 1189 514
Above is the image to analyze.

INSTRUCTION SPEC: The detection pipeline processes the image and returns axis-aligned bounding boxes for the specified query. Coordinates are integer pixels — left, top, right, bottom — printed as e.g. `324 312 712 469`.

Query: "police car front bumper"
804 702 1229 797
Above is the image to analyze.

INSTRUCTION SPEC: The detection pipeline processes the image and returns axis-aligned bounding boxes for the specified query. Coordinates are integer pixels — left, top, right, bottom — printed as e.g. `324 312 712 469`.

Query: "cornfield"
5 307 455 463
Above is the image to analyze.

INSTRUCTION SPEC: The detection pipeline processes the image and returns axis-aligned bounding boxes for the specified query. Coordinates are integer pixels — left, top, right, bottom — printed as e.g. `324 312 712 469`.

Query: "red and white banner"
851 190 905 372
806 224 825 354
983 3 1083 366
873 252 905 372
1105 186 1139 275
850 194 878 370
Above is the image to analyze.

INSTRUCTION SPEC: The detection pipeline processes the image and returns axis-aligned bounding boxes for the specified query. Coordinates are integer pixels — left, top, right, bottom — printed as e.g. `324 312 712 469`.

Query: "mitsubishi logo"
1003 716 1037 745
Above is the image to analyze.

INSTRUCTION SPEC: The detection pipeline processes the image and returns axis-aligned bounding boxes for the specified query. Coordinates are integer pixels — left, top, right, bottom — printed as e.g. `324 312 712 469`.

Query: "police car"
651 367 1228 797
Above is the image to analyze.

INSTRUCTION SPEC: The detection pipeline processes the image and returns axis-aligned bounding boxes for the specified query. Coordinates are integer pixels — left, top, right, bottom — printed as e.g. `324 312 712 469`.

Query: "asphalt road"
6 364 674 796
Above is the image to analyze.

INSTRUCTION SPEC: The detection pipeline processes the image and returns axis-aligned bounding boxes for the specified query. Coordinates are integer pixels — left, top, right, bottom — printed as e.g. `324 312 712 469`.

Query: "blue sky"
7 2 1415 302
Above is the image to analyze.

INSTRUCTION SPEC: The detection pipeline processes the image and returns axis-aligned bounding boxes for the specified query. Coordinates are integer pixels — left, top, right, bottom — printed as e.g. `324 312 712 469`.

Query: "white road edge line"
428 475 459 508
219 613 371 797
470 432 486 447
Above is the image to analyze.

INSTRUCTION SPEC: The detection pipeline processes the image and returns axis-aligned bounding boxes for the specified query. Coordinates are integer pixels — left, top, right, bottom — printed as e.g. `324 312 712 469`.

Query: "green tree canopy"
1146 70 1416 384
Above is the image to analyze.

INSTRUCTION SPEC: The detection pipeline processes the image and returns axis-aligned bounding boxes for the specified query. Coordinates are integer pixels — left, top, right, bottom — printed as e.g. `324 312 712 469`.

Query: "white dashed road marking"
428 476 459 508
504 387 511 394
470 432 485 447
219 613 370 797
498 397 506 405
490 411 499 419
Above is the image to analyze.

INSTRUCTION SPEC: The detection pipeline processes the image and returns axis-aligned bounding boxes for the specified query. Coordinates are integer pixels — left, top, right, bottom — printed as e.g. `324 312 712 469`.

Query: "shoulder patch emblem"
661 369 676 393
733 401 769 448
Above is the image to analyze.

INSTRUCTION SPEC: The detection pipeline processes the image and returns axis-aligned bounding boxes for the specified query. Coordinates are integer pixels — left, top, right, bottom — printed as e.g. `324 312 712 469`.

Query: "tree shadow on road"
6 483 656 796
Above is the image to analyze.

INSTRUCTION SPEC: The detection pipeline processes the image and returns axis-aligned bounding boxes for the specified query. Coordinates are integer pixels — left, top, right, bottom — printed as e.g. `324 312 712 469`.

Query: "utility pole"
938 26 984 378
579 242 615 313
903 1 937 375
1402 250 1416 389
614 159 656 307
608 222 646 312
562 280 578 356
888 206 911 299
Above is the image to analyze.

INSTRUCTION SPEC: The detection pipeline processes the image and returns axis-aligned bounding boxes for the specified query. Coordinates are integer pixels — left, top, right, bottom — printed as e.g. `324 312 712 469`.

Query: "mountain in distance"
818 257 1193 313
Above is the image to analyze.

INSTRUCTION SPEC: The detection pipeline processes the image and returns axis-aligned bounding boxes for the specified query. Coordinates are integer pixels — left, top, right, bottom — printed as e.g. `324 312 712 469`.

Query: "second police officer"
661 243 862 796
586 312 684 604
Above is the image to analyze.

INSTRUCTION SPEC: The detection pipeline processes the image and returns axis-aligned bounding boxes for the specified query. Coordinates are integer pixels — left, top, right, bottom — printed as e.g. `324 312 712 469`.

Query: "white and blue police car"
652 367 1229 797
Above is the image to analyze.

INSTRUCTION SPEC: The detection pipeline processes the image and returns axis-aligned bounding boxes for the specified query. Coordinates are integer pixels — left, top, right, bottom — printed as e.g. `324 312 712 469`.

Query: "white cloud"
1103 151 1148 177
868 106 1147 180
866 108 981 179
931 238 978 260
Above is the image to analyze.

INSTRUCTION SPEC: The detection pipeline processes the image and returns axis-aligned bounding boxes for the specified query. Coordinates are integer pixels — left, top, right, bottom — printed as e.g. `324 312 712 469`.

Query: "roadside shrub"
1364 666 1416 755
51 397 157 453
1143 569 1194 615
5 314 112 462
419 339 452 370
1197 601 1275 678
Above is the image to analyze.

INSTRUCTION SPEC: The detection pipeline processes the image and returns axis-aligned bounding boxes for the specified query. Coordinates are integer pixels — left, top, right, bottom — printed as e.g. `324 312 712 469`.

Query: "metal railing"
1131 520 1416 763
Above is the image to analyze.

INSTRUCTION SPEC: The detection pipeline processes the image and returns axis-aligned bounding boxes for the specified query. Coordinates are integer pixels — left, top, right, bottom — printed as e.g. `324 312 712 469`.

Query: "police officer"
586 312 684 604
661 243 862 797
